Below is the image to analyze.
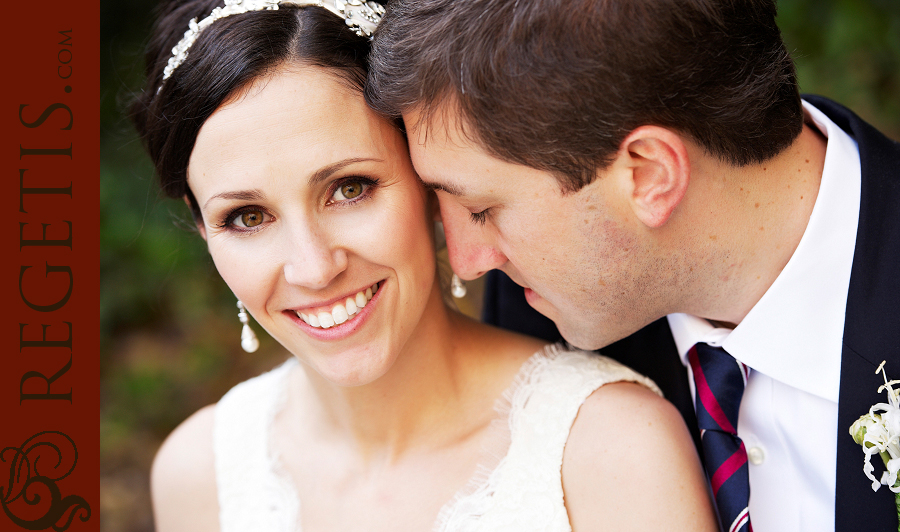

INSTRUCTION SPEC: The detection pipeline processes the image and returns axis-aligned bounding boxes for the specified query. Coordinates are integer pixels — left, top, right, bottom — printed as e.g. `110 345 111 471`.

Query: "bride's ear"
184 195 207 240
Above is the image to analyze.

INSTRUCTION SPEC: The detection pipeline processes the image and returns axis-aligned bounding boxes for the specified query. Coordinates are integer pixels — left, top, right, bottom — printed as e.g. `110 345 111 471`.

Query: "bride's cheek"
209 244 267 308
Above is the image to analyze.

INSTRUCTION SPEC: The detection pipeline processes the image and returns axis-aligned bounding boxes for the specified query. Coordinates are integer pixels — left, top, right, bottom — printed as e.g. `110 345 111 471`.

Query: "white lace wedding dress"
213 344 661 531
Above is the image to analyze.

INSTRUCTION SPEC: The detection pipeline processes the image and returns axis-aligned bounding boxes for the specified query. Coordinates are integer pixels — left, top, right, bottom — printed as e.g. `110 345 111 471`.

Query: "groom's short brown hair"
366 0 803 192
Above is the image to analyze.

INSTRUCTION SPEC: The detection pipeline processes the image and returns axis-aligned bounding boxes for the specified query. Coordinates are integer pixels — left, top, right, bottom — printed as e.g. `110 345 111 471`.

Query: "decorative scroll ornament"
161 0 385 84
1 431 91 530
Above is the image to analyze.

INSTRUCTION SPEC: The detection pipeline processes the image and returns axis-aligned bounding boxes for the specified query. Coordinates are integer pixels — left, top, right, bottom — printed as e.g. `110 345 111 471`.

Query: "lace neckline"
431 343 565 531
265 344 565 532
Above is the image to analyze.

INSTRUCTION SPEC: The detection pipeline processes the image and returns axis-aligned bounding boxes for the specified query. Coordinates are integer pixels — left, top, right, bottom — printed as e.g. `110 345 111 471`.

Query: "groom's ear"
617 126 690 228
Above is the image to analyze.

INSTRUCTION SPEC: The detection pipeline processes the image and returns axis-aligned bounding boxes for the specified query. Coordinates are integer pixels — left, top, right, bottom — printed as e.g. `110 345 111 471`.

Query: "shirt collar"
667 100 860 403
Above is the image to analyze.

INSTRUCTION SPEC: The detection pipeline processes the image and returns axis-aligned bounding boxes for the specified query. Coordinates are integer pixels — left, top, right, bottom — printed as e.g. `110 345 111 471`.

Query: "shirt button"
748 446 765 465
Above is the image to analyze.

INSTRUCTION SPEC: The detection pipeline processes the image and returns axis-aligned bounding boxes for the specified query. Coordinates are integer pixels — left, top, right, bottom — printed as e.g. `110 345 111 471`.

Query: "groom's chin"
548 316 603 351
555 316 643 352
523 287 636 350
557 328 606 352
524 290 607 350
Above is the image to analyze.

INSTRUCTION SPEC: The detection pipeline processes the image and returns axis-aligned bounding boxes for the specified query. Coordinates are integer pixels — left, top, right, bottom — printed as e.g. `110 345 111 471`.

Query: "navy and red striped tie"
688 342 752 532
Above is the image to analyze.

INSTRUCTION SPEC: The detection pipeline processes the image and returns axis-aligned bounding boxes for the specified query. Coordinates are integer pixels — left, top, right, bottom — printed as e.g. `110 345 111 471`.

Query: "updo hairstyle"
130 0 372 221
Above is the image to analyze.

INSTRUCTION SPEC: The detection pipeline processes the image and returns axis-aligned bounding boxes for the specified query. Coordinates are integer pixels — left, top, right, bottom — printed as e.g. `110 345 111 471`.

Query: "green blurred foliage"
99 1 900 530
778 0 900 138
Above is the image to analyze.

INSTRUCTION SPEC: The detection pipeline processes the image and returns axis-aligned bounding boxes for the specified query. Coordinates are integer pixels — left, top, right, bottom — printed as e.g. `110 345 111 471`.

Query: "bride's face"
187 65 436 387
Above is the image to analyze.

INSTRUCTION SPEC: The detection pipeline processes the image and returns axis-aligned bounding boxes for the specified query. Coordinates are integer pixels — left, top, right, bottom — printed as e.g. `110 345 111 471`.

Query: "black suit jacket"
481 96 900 531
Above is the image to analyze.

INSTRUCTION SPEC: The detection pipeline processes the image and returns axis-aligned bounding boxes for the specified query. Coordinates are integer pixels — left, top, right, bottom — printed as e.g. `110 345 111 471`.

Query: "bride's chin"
301 348 398 388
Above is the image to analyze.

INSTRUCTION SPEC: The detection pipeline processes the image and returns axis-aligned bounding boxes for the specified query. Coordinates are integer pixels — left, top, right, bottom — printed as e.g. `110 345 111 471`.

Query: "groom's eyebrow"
422 179 467 197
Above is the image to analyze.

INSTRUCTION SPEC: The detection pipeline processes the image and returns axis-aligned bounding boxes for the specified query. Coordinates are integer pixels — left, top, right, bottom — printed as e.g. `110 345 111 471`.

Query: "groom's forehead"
404 107 494 187
404 105 569 202
404 102 472 150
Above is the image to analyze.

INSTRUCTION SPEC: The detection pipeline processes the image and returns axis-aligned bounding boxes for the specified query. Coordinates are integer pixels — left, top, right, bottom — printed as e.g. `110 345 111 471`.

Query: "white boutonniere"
849 360 900 530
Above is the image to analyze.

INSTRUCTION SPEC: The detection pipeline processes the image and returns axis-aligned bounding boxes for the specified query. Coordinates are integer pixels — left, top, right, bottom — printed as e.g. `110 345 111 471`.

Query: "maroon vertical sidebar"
1 1 100 531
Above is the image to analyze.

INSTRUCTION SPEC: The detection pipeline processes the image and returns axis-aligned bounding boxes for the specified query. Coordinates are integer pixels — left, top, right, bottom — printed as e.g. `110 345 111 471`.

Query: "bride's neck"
296 287 486 460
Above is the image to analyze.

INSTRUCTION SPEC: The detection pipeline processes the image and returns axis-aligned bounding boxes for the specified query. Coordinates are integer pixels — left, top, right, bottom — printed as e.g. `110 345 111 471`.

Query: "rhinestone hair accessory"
161 0 384 85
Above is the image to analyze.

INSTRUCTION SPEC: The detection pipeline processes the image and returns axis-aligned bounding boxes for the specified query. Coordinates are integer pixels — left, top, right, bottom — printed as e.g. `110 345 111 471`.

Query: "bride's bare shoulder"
151 404 220 532
562 382 718 531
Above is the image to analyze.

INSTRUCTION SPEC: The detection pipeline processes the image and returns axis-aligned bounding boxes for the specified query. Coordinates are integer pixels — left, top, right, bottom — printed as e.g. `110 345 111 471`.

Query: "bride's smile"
286 279 382 340
291 280 378 328
187 66 438 387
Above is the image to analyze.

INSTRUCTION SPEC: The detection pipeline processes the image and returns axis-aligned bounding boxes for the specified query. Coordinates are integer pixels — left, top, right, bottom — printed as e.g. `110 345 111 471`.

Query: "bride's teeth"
332 304 349 325
301 283 380 329
345 297 358 316
318 311 334 328
318 311 335 328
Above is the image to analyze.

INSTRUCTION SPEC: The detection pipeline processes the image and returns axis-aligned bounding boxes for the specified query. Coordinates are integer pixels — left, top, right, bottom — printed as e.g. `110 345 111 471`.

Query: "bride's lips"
286 280 384 340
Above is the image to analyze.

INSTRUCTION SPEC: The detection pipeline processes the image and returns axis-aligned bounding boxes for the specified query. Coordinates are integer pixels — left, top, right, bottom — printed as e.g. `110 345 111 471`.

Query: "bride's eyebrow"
202 157 384 210
308 157 382 187
204 189 264 209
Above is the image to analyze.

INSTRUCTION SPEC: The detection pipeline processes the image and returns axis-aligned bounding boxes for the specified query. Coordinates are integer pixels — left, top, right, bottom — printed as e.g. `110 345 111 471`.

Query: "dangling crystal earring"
450 273 467 298
236 300 259 353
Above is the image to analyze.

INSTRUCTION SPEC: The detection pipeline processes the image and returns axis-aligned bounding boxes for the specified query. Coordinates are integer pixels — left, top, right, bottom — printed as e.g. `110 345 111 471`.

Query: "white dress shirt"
667 100 861 532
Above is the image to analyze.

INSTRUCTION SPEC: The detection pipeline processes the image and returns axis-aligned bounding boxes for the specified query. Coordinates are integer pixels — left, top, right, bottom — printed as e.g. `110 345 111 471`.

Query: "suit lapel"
804 95 900 532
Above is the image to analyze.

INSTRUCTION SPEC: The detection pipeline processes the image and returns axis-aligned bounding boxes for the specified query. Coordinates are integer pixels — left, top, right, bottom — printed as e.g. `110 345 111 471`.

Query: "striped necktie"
688 342 752 532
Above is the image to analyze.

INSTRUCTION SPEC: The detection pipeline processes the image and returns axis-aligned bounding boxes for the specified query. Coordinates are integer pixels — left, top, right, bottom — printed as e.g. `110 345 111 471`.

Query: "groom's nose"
439 197 507 280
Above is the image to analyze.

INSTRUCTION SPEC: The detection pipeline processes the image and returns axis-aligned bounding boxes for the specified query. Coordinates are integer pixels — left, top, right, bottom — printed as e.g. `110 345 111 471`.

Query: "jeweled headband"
160 0 385 87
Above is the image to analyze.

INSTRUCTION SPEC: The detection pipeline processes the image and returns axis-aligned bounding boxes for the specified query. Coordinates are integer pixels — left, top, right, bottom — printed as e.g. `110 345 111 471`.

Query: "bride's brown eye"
328 178 374 204
339 181 363 200
239 210 264 227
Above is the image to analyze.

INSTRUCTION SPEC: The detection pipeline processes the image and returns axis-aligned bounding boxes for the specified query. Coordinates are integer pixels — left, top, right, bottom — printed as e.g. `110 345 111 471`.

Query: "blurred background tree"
100 0 900 530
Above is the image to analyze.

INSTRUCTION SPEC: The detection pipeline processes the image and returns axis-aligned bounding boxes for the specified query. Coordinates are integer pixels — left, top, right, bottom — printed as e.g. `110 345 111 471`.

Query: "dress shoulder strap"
213 358 300 532
437 345 661 532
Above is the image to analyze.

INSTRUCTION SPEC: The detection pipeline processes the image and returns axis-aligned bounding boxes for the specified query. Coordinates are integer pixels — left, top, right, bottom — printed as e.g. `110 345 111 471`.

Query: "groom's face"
406 110 667 350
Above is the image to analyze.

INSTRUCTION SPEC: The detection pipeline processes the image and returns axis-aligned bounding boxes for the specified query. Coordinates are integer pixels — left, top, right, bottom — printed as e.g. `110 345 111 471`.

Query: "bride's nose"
282 223 348 289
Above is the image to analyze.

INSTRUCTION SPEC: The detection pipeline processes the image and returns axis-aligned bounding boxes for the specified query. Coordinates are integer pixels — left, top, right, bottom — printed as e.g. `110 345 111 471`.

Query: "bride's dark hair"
130 0 371 220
